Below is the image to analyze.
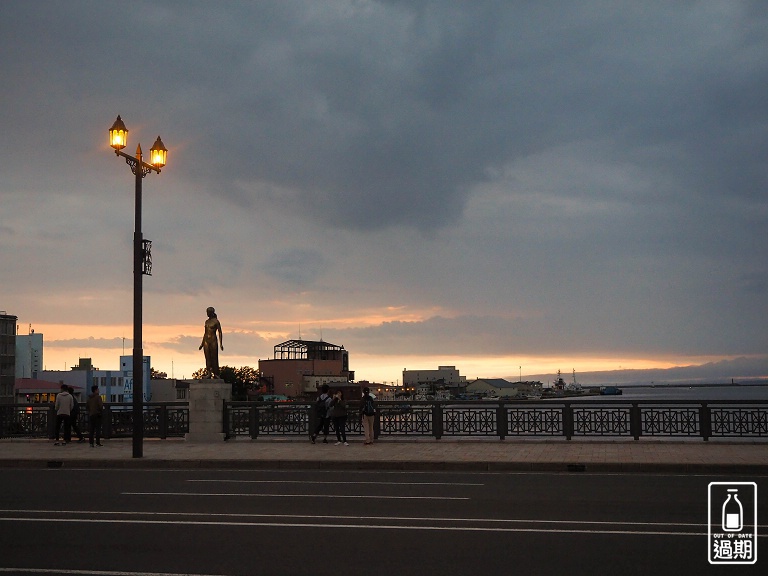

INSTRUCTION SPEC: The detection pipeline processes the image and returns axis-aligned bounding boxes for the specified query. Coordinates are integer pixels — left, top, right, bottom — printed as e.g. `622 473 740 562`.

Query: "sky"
1 1 767 386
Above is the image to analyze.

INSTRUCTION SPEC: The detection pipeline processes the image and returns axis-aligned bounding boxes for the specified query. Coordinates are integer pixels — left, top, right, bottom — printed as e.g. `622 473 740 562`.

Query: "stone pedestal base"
185 379 231 443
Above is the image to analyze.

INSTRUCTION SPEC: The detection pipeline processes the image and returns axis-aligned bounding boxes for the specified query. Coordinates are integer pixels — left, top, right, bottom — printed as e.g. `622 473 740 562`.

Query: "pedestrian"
310 384 333 444
53 384 74 445
68 386 85 442
86 385 104 447
330 390 348 445
360 386 376 445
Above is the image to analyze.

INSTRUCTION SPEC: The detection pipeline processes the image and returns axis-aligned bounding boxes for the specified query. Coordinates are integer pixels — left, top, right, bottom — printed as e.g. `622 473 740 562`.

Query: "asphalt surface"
1 436 767 473
1 468 765 575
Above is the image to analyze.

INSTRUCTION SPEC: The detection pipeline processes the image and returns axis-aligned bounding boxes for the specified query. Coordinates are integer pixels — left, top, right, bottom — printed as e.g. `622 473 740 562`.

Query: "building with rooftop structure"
258 339 353 398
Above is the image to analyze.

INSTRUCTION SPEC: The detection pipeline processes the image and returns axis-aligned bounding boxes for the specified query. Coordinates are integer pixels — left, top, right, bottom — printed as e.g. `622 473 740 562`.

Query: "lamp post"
109 115 167 458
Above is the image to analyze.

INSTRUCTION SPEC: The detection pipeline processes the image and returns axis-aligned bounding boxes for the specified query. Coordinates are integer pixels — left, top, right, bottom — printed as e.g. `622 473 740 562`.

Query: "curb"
2 458 766 474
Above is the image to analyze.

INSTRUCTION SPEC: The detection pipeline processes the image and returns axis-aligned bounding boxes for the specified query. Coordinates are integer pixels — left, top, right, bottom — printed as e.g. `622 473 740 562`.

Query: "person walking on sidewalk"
54 384 74 445
330 390 349 445
310 384 333 444
68 386 85 442
86 385 104 447
360 387 376 445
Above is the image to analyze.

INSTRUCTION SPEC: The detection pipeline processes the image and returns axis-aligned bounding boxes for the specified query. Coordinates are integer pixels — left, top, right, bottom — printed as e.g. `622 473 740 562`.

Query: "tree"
191 365 260 401
151 368 167 379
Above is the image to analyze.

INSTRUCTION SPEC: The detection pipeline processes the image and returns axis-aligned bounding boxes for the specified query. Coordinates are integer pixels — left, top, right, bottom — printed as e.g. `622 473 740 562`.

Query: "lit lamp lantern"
109 115 128 150
149 136 167 168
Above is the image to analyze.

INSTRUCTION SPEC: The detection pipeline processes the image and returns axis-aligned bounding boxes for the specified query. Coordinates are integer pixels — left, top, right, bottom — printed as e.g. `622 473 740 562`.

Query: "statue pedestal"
185 379 230 442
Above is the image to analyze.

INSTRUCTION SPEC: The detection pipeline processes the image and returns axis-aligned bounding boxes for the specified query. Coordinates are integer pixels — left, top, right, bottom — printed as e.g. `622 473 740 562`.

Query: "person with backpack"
360 386 376 445
329 390 349 446
310 384 333 444
68 386 85 442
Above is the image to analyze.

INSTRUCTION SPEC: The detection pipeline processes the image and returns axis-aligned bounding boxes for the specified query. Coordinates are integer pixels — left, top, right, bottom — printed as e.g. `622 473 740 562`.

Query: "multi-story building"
15 331 43 379
402 365 465 394
35 355 151 404
259 339 353 398
0 312 18 404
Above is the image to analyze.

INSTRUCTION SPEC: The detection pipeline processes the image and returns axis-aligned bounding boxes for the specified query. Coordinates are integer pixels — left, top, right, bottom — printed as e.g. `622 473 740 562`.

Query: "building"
0 312 18 404
36 355 151 404
402 365 466 395
465 378 519 398
119 355 152 403
259 339 353 398
14 377 85 404
15 331 43 379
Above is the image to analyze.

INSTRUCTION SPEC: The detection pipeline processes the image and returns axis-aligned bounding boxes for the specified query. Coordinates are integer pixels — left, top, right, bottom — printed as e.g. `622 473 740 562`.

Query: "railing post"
48 404 56 439
497 401 507 440
159 404 168 439
700 402 711 441
630 402 641 440
432 402 443 440
103 405 112 439
250 405 259 439
221 401 230 439
563 403 573 440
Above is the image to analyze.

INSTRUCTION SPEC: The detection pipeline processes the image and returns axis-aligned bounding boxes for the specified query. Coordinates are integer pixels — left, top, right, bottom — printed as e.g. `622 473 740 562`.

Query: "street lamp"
109 115 167 458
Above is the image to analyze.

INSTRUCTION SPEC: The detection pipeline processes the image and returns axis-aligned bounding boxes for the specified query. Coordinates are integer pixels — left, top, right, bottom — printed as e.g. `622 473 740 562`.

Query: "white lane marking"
186 479 484 486
4 508 765 530
0 516 704 536
122 492 469 500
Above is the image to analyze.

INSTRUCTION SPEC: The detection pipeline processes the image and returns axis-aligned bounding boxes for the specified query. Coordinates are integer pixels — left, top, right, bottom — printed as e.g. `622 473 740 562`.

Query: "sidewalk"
2 437 767 473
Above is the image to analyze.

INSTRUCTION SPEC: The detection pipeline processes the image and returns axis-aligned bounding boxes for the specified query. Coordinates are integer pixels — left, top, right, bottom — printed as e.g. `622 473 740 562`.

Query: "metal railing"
4 399 764 441
0 402 189 439
224 399 768 441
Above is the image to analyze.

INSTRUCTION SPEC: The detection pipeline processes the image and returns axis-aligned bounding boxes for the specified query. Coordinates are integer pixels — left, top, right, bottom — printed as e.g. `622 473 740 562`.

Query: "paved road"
0 468 765 575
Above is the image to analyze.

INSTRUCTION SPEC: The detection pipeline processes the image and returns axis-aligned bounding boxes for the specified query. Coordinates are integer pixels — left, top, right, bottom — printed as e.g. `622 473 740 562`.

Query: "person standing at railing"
311 384 333 444
360 387 376 445
68 386 85 443
86 385 104 447
53 384 74 446
330 390 349 446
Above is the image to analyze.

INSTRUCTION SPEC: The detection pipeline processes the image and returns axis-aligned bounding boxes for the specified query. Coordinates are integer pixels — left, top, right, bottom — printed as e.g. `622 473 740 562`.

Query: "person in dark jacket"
310 384 332 444
360 387 376 445
68 386 85 442
86 385 104 447
329 390 348 446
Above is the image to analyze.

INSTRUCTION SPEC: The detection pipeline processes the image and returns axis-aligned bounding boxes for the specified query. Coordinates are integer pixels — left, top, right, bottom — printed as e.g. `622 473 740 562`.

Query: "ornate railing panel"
259 407 309 435
442 406 497 436
710 405 768 437
641 405 700 436
572 405 632 436
0 405 52 438
507 406 563 436
379 406 432 435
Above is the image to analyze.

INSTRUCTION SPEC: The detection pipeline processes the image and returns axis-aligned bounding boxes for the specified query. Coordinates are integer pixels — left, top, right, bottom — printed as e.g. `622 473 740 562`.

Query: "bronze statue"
199 307 223 378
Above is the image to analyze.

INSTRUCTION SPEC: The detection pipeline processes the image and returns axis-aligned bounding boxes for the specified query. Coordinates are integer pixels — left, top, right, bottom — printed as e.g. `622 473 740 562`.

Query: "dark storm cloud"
3 1 766 232
264 248 328 287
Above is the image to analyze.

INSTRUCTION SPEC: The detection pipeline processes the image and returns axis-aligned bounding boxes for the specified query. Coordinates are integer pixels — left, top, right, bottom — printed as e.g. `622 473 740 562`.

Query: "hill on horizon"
509 356 768 386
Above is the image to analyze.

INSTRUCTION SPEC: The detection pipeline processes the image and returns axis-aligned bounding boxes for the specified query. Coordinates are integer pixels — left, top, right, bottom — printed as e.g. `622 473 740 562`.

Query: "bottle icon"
721 488 743 532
